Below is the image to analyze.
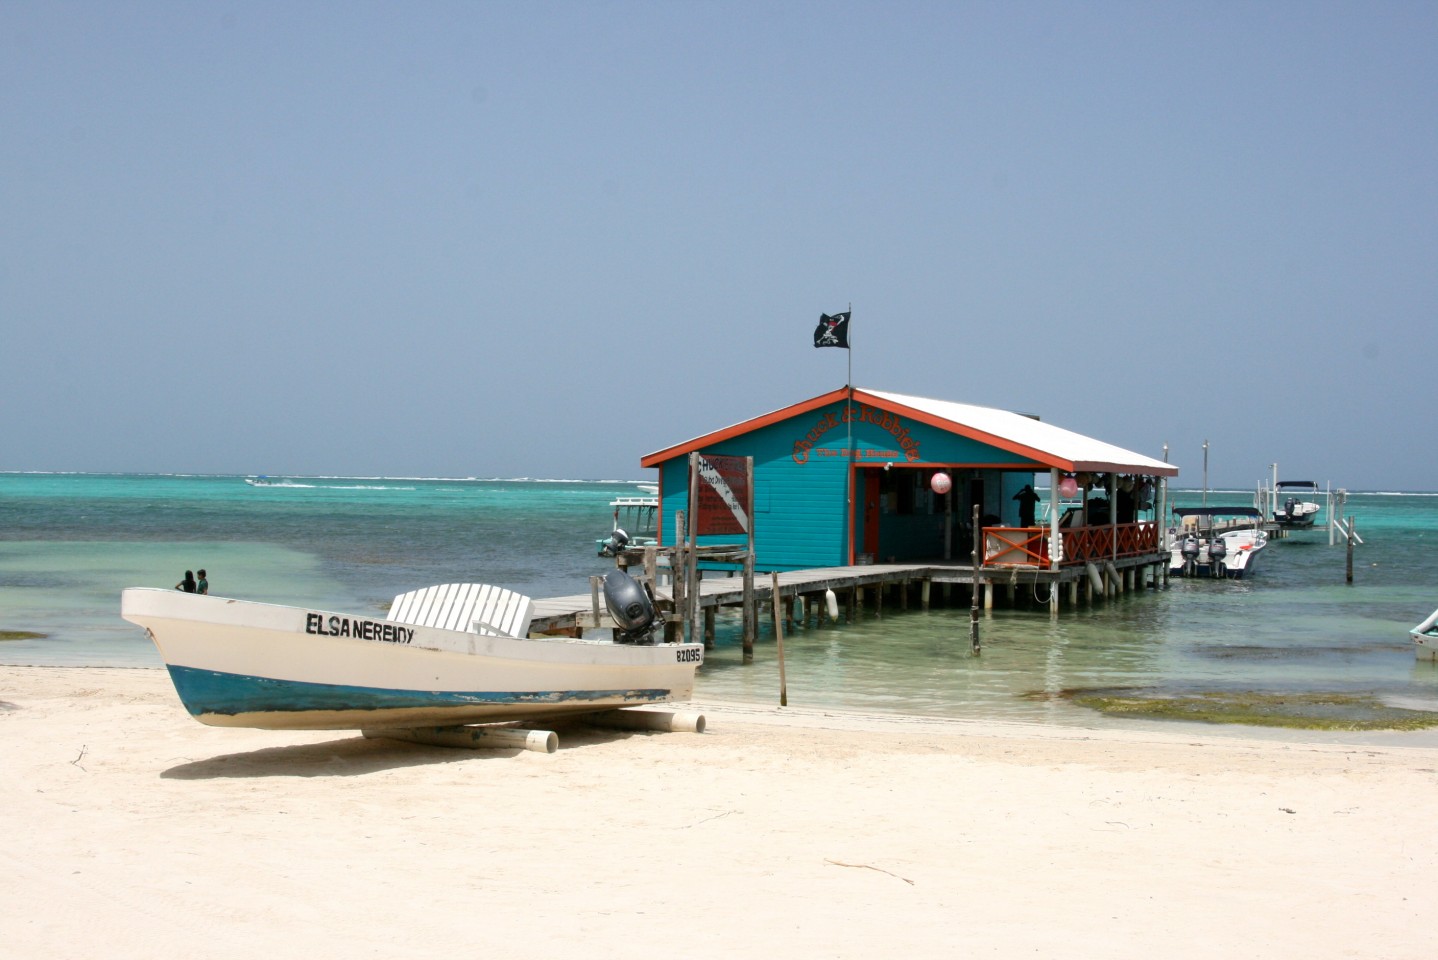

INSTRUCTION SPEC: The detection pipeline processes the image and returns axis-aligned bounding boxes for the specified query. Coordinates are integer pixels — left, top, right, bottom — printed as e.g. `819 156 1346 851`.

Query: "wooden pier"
530 554 1168 644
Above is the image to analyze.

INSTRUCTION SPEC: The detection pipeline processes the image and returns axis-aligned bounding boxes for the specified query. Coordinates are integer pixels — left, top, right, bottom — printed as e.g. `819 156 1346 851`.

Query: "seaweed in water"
1051 687 1438 731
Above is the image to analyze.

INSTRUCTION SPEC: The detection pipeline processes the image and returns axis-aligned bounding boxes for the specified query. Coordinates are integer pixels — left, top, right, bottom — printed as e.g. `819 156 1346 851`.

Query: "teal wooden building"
640 387 1178 572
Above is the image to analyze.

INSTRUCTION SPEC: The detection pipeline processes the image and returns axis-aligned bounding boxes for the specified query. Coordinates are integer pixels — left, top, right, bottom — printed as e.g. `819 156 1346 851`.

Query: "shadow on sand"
160 720 635 780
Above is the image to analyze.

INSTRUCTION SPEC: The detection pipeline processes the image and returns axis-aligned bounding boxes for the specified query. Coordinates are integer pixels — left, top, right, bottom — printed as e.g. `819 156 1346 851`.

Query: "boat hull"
121 588 702 730
1415 633 1438 662
1413 608 1438 661
1168 534 1265 580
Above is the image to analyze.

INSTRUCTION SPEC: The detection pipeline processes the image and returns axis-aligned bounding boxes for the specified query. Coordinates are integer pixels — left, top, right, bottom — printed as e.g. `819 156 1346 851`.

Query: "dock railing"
983 521 1159 569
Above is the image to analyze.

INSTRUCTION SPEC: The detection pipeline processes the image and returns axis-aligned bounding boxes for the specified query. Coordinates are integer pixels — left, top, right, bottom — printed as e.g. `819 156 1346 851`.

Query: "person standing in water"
196 569 209 595
175 570 197 593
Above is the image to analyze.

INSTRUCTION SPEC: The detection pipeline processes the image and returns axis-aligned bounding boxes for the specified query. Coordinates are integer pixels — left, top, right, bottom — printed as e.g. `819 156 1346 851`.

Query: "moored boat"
1169 507 1268 579
1273 480 1322 527
120 576 702 730
1413 608 1438 661
598 486 660 556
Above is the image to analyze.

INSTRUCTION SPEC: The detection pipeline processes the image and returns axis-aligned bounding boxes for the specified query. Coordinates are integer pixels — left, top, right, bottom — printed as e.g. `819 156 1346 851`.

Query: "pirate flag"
813 311 850 349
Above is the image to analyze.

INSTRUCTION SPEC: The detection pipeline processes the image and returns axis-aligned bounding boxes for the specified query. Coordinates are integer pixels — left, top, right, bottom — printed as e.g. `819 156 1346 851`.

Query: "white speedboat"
1273 480 1322 527
597 491 660 557
1169 508 1268 579
1413 608 1438 661
120 575 701 731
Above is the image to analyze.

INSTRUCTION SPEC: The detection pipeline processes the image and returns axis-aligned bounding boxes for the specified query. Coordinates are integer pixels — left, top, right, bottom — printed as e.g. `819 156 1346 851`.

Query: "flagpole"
846 304 853 558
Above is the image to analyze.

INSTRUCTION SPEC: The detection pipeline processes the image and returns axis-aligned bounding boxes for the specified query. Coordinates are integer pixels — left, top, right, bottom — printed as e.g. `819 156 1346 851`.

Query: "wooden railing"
983 522 1159 569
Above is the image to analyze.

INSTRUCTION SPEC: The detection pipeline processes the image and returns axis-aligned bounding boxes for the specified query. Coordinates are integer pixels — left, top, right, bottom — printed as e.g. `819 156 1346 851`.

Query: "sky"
3 2 1434 489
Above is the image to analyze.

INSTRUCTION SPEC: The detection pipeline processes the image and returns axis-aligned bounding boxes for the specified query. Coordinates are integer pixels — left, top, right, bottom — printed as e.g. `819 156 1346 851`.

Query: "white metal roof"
642 386 1178 476
862 388 1176 475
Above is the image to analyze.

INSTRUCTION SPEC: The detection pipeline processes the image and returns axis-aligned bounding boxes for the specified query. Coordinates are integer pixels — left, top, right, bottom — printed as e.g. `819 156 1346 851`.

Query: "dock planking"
529 556 1167 636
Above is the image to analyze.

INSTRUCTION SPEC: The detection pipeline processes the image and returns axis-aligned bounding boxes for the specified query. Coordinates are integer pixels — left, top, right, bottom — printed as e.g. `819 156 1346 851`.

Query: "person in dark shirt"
1013 484 1040 527
175 570 197 593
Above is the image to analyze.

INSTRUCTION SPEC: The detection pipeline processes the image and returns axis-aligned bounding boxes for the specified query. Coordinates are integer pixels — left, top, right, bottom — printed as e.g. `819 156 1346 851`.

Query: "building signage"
791 404 923 464
694 453 749 535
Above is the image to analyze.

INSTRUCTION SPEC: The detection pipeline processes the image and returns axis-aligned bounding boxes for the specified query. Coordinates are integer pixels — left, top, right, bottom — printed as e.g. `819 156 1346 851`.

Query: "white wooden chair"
387 583 534 638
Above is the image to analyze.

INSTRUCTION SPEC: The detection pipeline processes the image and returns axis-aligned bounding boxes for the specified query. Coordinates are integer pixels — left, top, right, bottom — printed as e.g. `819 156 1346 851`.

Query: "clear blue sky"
3 2 1433 489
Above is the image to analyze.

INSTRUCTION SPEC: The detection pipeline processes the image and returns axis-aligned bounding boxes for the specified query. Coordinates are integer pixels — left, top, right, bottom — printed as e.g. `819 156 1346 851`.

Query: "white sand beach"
3 664 1435 959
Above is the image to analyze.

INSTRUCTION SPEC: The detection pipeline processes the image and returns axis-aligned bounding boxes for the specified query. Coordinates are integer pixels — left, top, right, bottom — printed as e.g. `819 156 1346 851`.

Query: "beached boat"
120 576 702 730
1169 507 1267 579
1413 608 1438 661
1273 480 1322 527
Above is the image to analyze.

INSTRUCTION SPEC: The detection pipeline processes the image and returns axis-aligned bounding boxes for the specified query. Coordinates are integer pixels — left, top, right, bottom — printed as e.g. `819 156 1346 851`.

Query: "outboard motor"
1283 497 1298 520
603 569 664 644
1180 534 1201 576
598 527 630 558
1206 535 1228 576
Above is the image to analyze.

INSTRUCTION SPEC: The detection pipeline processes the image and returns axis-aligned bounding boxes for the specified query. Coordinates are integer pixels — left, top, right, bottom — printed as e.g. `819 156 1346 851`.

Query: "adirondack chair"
387 583 534 638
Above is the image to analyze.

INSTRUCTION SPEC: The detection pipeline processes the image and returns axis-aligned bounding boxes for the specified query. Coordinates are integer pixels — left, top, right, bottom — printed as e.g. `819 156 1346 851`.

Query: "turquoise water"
3 473 1437 733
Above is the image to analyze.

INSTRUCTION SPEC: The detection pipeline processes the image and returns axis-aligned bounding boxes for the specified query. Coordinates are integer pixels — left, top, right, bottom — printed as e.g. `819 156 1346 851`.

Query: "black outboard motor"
1283 497 1298 520
603 569 664 644
1206 535 1228 576
598 528 630 558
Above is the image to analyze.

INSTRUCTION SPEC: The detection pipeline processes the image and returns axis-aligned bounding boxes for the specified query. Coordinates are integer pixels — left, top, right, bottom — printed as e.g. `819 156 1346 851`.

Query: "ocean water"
3 473 1437 736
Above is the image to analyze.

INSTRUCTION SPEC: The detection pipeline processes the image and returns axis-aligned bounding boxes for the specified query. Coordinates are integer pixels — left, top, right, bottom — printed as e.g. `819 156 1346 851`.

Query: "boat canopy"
1276 481 1319 489
1172 507 1263 518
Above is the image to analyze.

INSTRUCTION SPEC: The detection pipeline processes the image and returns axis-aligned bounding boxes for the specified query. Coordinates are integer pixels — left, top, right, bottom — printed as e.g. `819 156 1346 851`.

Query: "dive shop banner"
693 453 750 536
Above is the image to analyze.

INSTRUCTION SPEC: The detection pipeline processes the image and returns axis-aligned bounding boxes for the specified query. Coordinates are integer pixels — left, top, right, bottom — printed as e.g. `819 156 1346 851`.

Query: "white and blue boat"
120 578 702 731
1168 507 1268 579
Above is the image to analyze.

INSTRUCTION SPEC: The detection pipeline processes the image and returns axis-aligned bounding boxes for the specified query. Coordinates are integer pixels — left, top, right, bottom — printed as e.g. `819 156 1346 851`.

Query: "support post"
742 551 756 659
1346 516 1355 584
970 504 981 654
589 576 603 635
770 572 788 707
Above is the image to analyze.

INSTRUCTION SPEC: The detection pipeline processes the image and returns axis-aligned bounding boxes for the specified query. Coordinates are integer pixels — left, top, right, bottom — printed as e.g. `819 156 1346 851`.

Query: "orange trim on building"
846 390 1074 471
639 387 853 468
640 387 1177 475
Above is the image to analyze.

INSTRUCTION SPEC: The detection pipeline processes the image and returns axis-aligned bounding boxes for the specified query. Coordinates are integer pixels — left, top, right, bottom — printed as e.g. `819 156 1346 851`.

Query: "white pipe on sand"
363 725 558 753
582 709 706 734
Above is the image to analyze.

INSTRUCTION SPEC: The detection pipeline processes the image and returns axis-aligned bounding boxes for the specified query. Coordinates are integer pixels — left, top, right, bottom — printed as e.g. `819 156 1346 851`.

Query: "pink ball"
1058 476 1079 498
930 472 952 494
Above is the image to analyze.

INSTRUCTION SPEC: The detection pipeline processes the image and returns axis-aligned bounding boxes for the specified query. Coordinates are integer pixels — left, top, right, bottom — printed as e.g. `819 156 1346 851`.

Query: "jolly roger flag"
813 311 851 349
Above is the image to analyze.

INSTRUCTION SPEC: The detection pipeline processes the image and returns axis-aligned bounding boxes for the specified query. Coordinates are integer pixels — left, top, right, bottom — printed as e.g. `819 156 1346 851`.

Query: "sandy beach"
3 665 1435 959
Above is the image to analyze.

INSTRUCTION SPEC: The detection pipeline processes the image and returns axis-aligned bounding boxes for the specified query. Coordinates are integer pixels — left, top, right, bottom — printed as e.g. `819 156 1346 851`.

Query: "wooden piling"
970 504 981 654
1346 516 1356 583
771 572 788 706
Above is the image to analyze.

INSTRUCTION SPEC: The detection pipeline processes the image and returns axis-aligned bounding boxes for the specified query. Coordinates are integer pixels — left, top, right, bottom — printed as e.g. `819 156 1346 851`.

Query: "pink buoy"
930 472 952 495
1058 475 1079 499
